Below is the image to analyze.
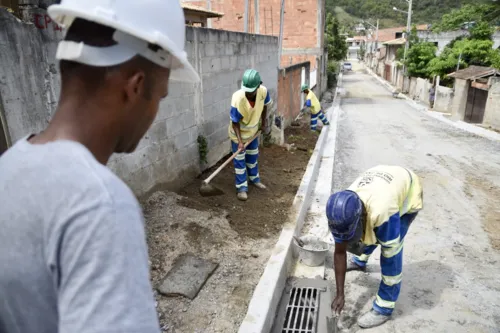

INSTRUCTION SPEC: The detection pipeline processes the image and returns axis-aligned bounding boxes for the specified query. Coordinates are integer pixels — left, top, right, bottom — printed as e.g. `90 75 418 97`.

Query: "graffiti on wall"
33 13 62 31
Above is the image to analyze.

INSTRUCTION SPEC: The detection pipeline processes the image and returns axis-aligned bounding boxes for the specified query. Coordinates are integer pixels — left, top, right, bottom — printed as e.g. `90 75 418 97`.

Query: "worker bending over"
302 84 330 131
326 165 423 328
228 69 272 201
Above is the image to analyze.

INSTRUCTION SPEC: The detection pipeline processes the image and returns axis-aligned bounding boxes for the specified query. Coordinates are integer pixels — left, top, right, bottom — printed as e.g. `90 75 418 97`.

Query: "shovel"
199 131 261 197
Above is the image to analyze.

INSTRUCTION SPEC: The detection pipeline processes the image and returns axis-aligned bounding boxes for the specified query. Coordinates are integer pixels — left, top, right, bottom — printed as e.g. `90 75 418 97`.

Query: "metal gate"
384 65 391 82
464 86 488 123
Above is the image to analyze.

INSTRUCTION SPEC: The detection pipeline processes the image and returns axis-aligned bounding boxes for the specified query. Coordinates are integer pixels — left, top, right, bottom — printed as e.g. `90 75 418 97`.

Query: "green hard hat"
301 84 309 91
241 69 261 92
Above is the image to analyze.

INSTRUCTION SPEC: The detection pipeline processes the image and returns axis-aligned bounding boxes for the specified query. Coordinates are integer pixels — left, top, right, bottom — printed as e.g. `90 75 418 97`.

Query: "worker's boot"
347 257 366 272
237 192 248 201
357 309 390 328
252 182 267 190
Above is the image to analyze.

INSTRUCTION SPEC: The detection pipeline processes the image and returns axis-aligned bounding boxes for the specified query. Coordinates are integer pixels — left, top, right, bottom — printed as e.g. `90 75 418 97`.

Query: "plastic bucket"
293 235 330 267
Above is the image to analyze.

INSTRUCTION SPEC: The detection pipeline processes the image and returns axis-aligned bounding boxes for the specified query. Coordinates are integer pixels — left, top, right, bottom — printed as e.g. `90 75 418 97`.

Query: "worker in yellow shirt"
228 69 272 201
301 84 330 131
326 165 424 329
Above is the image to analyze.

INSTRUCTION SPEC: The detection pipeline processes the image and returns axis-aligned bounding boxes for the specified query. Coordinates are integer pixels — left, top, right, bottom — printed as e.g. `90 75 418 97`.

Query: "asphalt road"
325 61 500 333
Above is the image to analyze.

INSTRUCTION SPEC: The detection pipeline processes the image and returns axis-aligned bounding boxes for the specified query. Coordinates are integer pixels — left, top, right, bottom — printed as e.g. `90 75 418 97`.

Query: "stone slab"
158 254 218 300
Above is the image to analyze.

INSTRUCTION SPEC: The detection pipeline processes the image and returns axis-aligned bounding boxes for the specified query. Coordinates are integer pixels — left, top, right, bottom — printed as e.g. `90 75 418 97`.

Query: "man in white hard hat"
0 1 198 332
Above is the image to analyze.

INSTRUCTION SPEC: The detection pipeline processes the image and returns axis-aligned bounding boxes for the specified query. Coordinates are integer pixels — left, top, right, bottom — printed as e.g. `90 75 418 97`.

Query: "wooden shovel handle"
203 131 261 184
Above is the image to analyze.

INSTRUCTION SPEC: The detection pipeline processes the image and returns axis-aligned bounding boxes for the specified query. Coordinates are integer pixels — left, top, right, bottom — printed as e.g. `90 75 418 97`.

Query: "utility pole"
403 0 413 63
207 0 212 28
375 19 379 51
254 0 259 34
244 0 249 32
278 0 285 66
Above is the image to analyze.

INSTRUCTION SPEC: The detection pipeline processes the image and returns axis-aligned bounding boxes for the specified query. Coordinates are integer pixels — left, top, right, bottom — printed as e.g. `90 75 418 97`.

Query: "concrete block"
184 41 195 58
185 27 195 42
202 57 222 74
207 126 229 149
204 43 217 57
181 111 197 130
147 119 168 144
166 113 185 138
202 90 214 109
203 103 218 120
179 142 200 166
159 138 176 157
207 29 220 42
173 128 192 150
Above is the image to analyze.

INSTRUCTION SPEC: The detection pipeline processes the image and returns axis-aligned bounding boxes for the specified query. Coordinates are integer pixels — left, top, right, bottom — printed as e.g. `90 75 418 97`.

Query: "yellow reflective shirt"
228 85 272 143
348 165 424 245
306 90 322 115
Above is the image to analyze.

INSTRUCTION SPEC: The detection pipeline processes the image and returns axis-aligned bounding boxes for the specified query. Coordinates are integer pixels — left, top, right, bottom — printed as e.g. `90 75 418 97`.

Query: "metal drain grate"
282 287 320 333
272 278 334 333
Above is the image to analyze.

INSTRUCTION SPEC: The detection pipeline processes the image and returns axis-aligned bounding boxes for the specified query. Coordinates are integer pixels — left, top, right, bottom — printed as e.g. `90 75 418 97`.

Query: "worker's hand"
331 294 345 315
238 141 245 152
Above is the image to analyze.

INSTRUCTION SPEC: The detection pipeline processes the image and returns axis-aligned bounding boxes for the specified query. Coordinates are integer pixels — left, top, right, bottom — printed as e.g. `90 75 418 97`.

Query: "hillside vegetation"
326 0 478 28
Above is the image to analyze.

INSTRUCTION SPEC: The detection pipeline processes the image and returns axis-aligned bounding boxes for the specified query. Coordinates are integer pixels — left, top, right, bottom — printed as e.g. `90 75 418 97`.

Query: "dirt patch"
142 108 331 332
464 173 500 250
177 120 319 239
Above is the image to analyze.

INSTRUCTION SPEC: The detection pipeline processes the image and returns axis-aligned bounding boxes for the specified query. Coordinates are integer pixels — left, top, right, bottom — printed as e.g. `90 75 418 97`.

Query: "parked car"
343 62 352 71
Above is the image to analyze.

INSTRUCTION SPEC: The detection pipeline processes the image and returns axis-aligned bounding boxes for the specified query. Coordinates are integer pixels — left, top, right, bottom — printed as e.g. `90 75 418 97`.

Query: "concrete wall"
434 85 454 113
417 30 500 55
483 81 500 130
451 79 470 121
277 61 310 128
0 8 279 196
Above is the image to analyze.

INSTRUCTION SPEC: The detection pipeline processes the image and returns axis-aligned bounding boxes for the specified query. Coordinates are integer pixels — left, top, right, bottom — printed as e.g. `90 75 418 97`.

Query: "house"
379 37 406 81
346 36 366 58
364 24 430 68
182 3 224 27
449 66 500 127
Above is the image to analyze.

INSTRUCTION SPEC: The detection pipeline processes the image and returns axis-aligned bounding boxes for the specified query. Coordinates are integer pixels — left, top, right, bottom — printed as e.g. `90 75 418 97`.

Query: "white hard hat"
48 0 200 82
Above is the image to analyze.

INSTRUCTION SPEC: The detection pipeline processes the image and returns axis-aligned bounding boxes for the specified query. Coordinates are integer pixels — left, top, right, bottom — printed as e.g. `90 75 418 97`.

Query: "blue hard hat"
326 190 363 241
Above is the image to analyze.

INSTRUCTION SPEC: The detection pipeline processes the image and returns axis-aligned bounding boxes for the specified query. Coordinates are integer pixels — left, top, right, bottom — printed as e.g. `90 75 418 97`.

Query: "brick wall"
277 61 310 128
0 8 278 196
483 81 500 130
189 0 323 68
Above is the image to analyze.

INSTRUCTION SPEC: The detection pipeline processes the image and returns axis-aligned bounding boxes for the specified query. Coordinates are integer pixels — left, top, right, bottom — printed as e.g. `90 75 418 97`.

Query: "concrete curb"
238 74 343 333
364 65 500 142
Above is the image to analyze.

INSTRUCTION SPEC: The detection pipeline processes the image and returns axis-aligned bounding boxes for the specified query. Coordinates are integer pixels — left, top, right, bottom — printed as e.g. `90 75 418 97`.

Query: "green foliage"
432 4 496 32
327 61 338 88
325 13 348 62
405 42 438 78
326 0 480 28
469 21 495 40
197 135 208 164
358 43 366 60
427 38 500 81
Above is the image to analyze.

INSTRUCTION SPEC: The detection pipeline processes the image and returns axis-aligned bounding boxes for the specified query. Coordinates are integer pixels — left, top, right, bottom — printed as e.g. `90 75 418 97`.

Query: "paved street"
326 62 500 333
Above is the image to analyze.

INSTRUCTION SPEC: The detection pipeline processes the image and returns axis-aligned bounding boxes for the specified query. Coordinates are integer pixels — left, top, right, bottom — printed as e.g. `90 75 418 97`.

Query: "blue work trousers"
231 137 260 193
353 213 418 316
311 111 329 130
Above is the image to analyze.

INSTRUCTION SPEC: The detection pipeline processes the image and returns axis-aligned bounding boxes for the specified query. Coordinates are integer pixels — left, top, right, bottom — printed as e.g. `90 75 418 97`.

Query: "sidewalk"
364 65 500 142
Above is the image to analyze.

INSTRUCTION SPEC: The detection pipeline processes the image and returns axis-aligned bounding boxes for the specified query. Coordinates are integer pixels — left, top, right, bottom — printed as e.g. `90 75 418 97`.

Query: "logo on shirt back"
357 171 394 187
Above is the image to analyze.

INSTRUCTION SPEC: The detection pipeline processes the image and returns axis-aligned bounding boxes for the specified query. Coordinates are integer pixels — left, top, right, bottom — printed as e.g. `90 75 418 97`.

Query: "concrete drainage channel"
272 278 334 333
238 74 343 333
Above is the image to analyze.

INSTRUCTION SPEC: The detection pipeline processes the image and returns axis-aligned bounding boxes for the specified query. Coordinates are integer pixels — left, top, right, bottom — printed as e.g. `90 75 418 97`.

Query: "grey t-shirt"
0 138 160 333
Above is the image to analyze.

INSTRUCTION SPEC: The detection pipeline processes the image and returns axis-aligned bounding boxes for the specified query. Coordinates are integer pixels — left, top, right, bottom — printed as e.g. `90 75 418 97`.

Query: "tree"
432 4 496 32
405 42 438 78
358 43 366 60
325 13 348 62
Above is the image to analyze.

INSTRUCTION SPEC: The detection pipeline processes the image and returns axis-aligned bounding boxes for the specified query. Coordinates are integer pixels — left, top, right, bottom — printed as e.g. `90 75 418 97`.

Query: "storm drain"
272 278 334 333
282 287 320 332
